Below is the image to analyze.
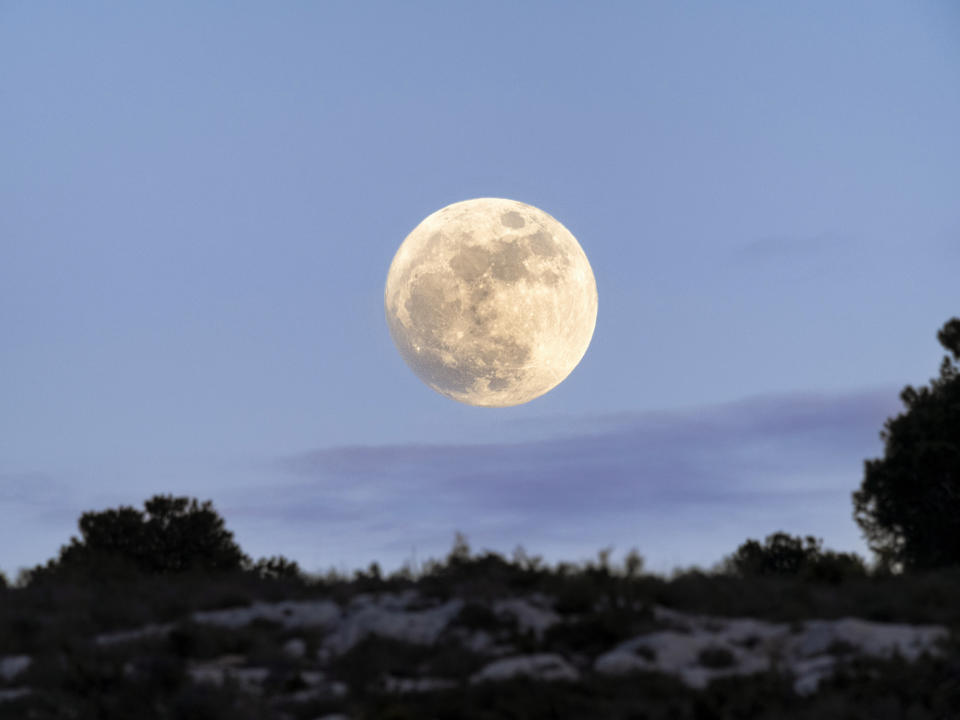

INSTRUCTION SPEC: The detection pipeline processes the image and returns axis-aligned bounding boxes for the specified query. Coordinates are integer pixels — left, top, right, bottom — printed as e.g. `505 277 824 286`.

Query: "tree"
49 495 249 576
724 532 866 581
853 318 960 571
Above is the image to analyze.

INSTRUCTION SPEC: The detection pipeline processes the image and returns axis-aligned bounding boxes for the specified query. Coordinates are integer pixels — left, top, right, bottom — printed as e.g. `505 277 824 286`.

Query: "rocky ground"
0 587 950 718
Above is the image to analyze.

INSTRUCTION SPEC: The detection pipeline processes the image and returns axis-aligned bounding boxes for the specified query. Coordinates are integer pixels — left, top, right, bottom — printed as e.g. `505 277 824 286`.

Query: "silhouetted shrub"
554 575 600 614
32 495 249 580
251 555 303 581
447 531 472 565
544 606 658 657
723 532 866 582
544 613 628 656
698 646 736 668
802 548 869 583
453 602 501 632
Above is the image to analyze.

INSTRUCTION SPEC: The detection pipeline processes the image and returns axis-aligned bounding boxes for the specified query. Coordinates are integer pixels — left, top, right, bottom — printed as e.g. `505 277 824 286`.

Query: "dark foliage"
724 532 867 581
27 495 249 580
544 607 656 657
251 555 304 581
854 317 960 570
698 645 736 669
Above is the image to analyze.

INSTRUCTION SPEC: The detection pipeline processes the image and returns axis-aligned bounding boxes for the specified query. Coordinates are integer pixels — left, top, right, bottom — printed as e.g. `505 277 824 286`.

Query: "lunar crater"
501 210 526 228
449 245 491 281
527 229 559 257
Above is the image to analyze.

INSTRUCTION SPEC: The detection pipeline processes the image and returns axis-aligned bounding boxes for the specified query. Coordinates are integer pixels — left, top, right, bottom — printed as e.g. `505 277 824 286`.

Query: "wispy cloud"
737 234 851 260
227 387 903 573
0 471 68 505
0 388 906 576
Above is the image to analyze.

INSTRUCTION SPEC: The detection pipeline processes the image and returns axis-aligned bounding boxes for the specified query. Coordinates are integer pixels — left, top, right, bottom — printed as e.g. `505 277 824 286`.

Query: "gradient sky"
3 2 958 577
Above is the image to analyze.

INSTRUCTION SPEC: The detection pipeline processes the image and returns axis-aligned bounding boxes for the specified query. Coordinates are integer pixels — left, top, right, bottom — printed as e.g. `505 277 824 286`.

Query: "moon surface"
384 198 598 407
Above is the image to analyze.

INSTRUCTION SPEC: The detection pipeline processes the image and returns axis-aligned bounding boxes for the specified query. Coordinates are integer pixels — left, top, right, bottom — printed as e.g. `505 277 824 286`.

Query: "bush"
723 533 867 582
251 555 303 582
698 646 737 669
30 495 249 580
453 602 502 633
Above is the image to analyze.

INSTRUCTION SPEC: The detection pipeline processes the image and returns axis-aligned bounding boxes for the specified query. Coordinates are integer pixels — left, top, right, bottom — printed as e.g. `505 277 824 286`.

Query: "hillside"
2 549 960 720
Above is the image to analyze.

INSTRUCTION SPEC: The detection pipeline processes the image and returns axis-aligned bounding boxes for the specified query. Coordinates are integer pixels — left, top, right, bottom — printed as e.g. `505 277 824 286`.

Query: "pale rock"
95 598 341 645
281 671 346 702
595 631 760 689
0 656 31 681
786 618 946 661
383 675 457 693
283 637 307 659
0 688 30 703
193 599 341 629
449 627 513 656
596 606 948 696
791 655 837 696
322 597 464 655
299 670 326 686
471 653 579 684
284 687 326 702
494 596 560 639
188 658 270 692
95 622 175 645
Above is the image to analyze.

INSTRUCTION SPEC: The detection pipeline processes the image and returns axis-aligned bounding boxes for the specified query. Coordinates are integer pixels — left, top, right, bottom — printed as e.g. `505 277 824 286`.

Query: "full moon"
384 198 598 407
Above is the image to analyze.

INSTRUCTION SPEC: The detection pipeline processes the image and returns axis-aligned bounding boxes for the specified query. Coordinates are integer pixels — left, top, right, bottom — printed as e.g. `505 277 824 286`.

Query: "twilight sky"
2 2 958 577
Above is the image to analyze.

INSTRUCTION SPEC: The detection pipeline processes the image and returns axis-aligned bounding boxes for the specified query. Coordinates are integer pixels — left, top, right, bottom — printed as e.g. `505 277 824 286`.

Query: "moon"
384 198 598 407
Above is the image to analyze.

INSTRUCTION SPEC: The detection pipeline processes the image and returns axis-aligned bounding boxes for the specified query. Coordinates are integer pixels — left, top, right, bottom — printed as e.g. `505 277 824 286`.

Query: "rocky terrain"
1 586 951 718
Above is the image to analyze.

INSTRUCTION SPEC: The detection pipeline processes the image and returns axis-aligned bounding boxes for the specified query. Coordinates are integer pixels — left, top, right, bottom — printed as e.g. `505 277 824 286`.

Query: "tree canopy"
853 317 960 571
47 495 249 577
723 532 866 581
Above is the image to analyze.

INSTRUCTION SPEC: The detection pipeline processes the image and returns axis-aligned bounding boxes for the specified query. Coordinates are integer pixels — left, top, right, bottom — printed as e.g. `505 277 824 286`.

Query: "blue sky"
2 2 958 576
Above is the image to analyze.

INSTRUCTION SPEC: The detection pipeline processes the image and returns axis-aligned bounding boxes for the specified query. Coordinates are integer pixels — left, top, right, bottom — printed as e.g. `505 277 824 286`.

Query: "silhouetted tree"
49 495 249 576
853 318 960 571
724 532 866 581
447 531 472 565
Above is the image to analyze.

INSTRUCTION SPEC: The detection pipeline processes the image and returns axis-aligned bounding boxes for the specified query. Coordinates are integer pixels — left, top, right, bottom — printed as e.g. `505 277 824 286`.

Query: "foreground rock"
11 590 948 709
320 594 464 656
0 656 30 682
470 654 580 684
595 606 949 694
